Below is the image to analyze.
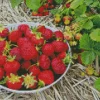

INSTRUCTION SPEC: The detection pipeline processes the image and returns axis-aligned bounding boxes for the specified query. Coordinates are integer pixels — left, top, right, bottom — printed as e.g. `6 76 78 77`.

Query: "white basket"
0 22 72 94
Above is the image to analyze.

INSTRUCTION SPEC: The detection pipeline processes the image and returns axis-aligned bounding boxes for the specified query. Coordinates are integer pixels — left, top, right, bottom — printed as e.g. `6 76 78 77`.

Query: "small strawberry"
66 3 70 8
54 17 61 23
23 74 37 89
38 70 54 85
6 74 23 90
18 24 29 33
0 55 6 67
20 42 38 60
51 58 66 74
75 33 82 40
54 31 64 41
10 47 22 61
57 52 66 59
25 29 33 39
4 60 20 74
52 41 69 53
0 28 9 38
22 61 31 70
17 37 30 47
47 0 53 4
0 40 6 55
29 65 40 76
42 43 54 56
38 6 45 13
32 11 38 16
37 25 46 34
42 28 53 40
39 54 50 70
9 30 22 43
0 68 4 80
43 3 49 9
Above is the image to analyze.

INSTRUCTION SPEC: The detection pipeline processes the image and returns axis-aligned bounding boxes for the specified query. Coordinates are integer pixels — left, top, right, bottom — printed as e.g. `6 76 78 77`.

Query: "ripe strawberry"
47 0 53 4
23 74 37 89
0 68 4 80
51 58 66 74
57 52 66 59
18 24 29 33
4 60 20 73
29 65 40 76
66 3 70 8
17 37 30 47
38 6 45 13
52 41 69 53
22 61 31 70
39 54 50 69
42 43 54 56
37 13 43 16
42 28 53 40
0 55 6 67
43 3 49 9
37 25 46 34
9 30 22 43
38 70 54 85
0 40 6 55
20 42 38 60
10 47 22 61
43 11 49 16
0 28 9 38
54 31 64 41
6 74 23 90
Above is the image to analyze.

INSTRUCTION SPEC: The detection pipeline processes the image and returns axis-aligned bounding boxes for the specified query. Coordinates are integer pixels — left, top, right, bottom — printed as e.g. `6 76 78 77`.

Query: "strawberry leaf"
81 51 96 65
94 78 100 91
10 0 23 8
55 0 63 4
26 0 41 11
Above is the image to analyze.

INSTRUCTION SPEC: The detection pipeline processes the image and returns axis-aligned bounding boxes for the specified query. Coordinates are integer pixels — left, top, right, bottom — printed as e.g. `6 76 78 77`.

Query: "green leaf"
84 0 93 5
26 0 41 11
70 0 84 9
79 34 93 50
90 29 100 42
94 78 100 91
0 78 7 85
55 0 63 4
91 0 99 7
74 4 87 16
10 0 22 8
50 9 60 15
83 20 93 30
81 51 96 65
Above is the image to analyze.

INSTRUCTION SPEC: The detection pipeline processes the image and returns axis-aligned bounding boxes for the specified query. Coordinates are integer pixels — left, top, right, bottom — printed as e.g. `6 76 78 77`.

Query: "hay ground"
0 0 100 100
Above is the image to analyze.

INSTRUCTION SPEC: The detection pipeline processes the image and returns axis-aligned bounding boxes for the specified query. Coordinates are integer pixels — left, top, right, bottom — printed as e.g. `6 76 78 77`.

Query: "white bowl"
0 22 72 94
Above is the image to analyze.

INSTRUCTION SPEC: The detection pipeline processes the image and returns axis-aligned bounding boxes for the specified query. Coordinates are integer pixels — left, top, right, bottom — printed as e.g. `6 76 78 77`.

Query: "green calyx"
38 80 45 88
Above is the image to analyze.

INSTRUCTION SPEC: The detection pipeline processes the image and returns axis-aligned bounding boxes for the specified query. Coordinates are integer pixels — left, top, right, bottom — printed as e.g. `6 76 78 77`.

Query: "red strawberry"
0 55 6 67
25 28 33 39
37 13 43 16
0 40 6 55
38 70 54 85
42 43 54 56
6 74 23 90
23 74 37 89
39 54 50 70
37 25 46 34
52 41 69 53
0 68 4 80
17 37 30 47
29 65 40 76
42 28 53 40
18 24 29 33
66 3 70 8
9 30 22 43
54 31 64 41
47 0 53 4
10 47 22 61
20 42 38 60
43 11 49 16
43 3 49 9
22 61 31 70
51 58 66 74
4 60 20 73
0 28 9 38
57 52 66 59
38 6 45 13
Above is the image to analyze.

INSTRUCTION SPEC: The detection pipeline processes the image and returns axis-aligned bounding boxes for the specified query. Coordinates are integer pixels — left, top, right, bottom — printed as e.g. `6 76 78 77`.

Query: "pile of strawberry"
0 24 69 90
32 0 54 16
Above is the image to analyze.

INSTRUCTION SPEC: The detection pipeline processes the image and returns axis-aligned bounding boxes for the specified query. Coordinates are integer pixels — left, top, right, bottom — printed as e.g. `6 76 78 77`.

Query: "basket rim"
0 22 72 94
